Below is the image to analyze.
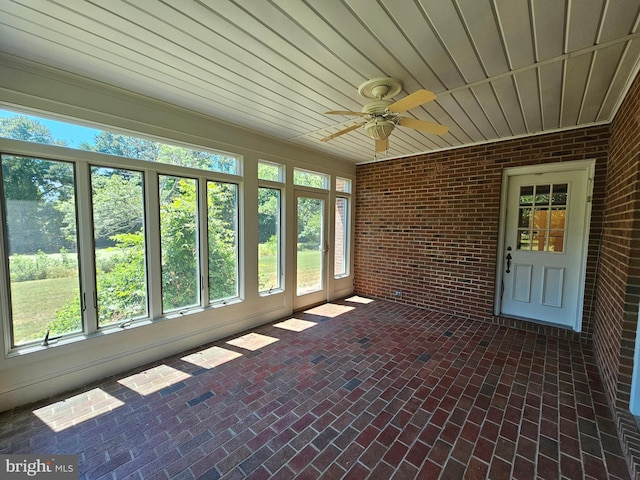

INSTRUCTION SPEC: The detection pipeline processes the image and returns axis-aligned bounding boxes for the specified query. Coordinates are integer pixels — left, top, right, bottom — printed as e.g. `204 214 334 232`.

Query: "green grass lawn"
259 249 322 292
11 248 323 344
11 276 79 345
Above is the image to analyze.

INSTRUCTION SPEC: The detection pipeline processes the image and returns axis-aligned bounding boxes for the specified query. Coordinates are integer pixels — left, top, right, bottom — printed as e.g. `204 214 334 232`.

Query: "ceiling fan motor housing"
365 117 395 140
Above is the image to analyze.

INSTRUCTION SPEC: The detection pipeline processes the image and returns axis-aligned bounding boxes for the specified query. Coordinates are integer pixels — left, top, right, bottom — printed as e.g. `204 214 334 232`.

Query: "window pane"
297 197 324 295
517 229 531 251
518 208 531 229
208 181 239 302
258 161 282 182
160 175 199 312
258 188 281 293
519 186 534 206
0 109 240 174
294 168 329 189
2 155 82 345
334 197 348 277
336 177 351 193
534 185 550 205
552 184 568 205
91 167 147 327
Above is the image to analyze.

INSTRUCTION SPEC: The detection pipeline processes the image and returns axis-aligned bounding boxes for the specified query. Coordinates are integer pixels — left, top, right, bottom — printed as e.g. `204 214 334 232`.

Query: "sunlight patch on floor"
33 388 124 432
118 364 192 396
181 345 243 368
345 296 374 304
304 303 355 317
274 318 317 332
226 332 279 351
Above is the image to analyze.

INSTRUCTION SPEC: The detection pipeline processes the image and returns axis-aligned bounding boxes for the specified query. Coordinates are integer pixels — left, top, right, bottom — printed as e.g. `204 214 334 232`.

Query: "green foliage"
49 296 82 338
7 114 242 338
95 233 147 326
160 177 199 311
0 115 66 146
9 249 77 282
208 181 238 301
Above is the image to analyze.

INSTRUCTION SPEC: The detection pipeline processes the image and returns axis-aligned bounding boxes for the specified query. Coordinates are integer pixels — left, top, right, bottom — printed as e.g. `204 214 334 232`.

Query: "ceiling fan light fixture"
364 118 395 140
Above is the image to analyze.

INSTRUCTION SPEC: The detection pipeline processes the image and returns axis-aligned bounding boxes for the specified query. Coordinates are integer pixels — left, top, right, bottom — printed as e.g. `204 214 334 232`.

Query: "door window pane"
91 167 147 327
258 187 281 293
2 155 82 345
335 197 349 277
517 184 567 253
160 175 199 312
208 181 239 302
297 197 324 295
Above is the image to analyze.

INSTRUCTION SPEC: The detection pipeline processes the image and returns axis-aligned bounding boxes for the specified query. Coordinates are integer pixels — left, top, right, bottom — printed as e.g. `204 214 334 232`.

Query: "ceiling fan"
322 77 448 153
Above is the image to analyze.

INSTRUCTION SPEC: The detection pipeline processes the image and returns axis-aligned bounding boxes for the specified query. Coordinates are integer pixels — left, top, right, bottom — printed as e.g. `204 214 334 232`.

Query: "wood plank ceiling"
1 0 639 164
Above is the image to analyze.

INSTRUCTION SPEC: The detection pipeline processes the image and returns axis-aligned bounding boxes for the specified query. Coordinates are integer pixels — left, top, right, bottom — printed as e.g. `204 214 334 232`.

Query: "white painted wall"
0 54 356 411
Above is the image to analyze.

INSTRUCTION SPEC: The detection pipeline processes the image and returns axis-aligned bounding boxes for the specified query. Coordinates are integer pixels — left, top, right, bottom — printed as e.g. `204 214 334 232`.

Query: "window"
258 160 283 182
2 155 82 346
258 160 283 295
517 184 567 252
91 166 147 327
208 181 239 302
0 109 240 174
294 168 329 189
159 175 200 312
334 197 349 277
258 187 281 293
0 112 245 351
336 176 352 193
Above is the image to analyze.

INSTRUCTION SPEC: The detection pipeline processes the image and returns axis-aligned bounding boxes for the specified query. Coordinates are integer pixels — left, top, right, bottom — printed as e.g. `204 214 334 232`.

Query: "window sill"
6 300 242 357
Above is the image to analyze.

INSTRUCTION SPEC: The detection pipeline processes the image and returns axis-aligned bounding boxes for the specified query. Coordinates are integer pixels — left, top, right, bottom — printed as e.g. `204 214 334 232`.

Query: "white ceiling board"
539 62 564 130
456 0 510 77
597 38 640 119
566 0 606 51
580 43 627 123
418 0 487 83
561 53 593 127
514 69 543 133
381 0 460 90
532 0 567 61
470 83 513 137
494 0 535 69
599 0 640 41
0 0 639 164
492 76 527 135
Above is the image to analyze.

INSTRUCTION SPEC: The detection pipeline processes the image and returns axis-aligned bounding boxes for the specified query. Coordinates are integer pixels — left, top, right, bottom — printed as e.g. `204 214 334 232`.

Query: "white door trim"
494 159 595 331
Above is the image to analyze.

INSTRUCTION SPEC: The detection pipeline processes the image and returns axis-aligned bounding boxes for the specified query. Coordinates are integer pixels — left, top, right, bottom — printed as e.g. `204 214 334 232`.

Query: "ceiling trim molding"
357 119 611 166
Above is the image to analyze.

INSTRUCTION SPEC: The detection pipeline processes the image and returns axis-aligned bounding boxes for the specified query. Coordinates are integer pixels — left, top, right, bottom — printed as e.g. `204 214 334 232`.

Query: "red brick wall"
593 71 640 412
354 127 610 336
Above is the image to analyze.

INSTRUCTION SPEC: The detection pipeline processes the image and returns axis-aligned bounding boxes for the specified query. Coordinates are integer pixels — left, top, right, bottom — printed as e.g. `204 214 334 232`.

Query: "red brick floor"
0 297 631 479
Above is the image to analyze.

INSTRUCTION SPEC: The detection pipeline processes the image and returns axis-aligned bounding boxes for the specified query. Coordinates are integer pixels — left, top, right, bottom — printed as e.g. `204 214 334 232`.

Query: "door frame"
293 189 329 310
494 159 595 331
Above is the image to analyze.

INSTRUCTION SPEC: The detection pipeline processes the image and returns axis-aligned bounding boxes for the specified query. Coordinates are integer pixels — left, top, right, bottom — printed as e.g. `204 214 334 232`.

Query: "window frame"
258 161 285 296
0 136 244 355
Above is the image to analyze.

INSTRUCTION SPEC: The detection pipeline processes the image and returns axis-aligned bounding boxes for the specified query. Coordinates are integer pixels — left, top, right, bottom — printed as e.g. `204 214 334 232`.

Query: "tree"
0 115 66 146
1 117 73 254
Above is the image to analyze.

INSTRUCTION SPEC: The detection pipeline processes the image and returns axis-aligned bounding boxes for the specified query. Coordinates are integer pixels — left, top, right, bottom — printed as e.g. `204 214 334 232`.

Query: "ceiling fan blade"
397 117 448 135
375 138 389 153
321 122 363 142
325 110 368 116
387 89 436 113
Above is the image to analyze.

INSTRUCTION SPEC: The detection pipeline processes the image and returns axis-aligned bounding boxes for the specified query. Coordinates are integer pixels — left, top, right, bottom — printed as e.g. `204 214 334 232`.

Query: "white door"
293 191 328 310
499 163 592 330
